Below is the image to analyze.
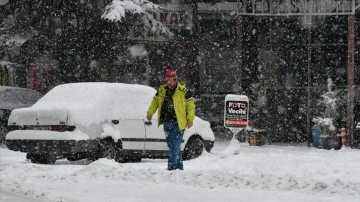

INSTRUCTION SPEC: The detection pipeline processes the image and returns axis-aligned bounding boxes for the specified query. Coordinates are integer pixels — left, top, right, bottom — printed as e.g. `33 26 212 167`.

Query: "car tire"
66 153 87 161
125 154 142 163
127 157 141 163
29 153 56 164
115 150 129 163
26 153 32 159
0 126 7 144
182 136 204 160
100 138 124 162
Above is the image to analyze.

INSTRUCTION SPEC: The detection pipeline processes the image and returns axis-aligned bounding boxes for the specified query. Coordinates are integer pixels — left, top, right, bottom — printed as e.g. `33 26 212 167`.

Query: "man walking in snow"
146 69 195 170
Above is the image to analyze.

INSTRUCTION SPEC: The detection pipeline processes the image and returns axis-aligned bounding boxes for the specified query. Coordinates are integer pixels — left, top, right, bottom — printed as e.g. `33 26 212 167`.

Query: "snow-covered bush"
312 78 339 148
101 0 173 38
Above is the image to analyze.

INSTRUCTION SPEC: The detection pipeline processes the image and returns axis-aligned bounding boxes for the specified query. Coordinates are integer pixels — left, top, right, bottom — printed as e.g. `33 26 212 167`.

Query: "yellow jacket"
147 82 195 130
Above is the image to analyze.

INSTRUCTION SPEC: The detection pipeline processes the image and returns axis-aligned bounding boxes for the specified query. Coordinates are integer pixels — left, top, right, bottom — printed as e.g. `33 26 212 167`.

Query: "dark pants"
163 122 184 170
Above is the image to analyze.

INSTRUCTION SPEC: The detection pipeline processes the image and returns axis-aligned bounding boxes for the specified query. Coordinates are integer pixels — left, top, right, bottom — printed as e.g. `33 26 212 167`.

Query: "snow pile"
1 142 359 202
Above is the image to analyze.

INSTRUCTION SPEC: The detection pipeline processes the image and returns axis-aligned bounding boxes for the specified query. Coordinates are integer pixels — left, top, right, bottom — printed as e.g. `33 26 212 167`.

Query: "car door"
116 119 146 151
144 117 168 151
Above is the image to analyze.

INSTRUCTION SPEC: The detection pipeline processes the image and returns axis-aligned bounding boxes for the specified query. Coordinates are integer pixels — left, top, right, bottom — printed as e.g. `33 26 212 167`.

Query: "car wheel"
115 151 128 163
182 137 204 160
0 126 7 144
100 138 124 162
66 153 87 161
29 153 56 164
126 154 142 163
26 153 32 159
128 157 141 162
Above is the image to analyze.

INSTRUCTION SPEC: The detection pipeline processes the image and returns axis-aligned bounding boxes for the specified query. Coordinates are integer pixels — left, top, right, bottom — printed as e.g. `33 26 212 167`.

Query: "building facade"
1 0 359 144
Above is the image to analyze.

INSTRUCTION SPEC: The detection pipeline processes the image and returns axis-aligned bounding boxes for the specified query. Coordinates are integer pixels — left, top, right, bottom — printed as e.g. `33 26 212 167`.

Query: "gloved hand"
187 121 193 129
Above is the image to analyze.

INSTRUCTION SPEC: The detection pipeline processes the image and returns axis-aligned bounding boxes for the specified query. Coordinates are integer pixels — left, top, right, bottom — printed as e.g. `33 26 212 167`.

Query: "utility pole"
236 15 244 94
306 15 312 147
347 15 355 147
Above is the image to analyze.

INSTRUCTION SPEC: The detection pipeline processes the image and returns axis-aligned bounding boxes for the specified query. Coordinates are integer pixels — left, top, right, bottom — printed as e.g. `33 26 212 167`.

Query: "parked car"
5 82 215 164
0 86 43 143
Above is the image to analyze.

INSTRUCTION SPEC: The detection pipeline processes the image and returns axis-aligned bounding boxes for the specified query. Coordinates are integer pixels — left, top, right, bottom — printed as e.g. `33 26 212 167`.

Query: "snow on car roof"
32 82 156 125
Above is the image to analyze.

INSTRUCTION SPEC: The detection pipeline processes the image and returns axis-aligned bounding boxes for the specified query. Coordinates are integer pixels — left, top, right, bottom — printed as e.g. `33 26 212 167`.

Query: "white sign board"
224 94 249 129
236 0 355 15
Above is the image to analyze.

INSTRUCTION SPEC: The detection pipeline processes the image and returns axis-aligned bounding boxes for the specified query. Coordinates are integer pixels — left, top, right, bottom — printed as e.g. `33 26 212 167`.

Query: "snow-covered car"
0 86 43 143
5 82 215 164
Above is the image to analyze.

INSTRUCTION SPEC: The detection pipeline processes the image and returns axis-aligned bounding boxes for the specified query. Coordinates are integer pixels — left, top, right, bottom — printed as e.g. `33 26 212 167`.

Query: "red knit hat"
165 69 177 80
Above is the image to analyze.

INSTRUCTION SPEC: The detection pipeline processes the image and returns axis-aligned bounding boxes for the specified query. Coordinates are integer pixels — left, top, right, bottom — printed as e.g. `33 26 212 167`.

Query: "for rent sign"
224 94 249 128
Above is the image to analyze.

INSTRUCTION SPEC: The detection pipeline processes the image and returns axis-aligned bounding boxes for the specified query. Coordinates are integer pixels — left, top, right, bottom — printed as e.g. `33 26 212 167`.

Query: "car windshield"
0 87 43 110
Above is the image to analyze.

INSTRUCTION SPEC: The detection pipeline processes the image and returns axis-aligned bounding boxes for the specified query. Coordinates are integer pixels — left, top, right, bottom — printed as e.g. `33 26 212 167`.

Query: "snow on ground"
0 140 359 202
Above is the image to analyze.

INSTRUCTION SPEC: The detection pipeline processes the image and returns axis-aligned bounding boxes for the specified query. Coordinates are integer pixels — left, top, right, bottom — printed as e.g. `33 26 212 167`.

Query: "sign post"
224 94 249 140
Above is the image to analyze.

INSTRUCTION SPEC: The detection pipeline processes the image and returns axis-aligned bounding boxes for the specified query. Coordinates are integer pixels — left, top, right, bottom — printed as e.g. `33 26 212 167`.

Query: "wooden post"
347 15 355 147
306 24 312 147
190 2 200 96
236 15 244 94
269 17 273 85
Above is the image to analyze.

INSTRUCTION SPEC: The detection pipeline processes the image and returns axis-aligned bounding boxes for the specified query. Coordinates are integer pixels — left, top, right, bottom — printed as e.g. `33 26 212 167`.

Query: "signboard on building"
234 0 356 15
224 94 249 128
153 11 192 30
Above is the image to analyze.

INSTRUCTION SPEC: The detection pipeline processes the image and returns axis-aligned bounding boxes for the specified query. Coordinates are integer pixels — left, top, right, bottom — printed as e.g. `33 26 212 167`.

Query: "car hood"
8 108 69 126
186 117 215 141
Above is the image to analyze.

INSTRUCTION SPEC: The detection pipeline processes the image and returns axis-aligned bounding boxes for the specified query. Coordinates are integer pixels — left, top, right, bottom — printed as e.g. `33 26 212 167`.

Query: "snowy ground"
0 140 359 202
